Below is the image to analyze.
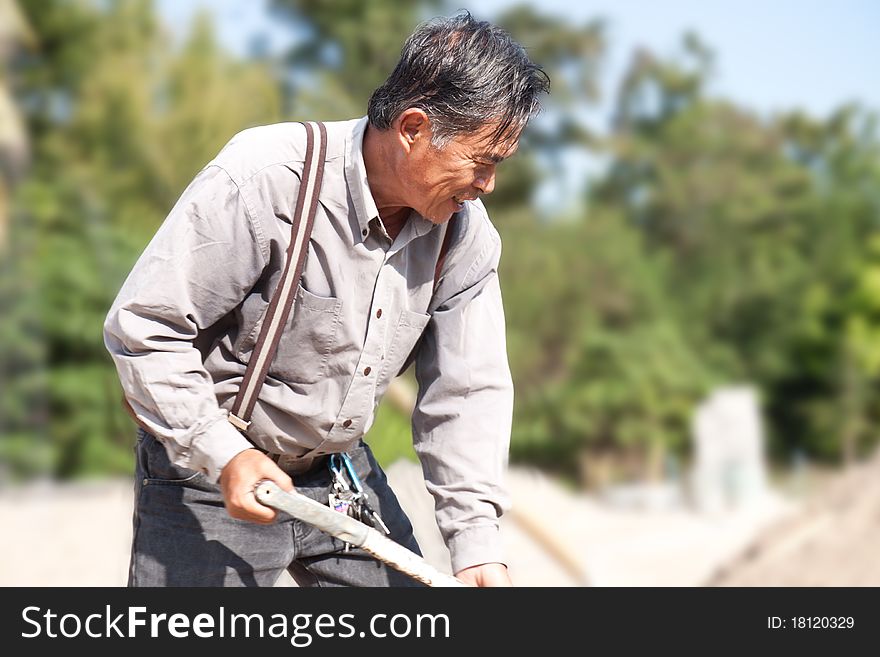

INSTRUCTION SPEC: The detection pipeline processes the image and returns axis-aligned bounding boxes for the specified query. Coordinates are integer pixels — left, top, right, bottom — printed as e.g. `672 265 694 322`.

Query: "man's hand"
454 562 513 587
219 449 294 524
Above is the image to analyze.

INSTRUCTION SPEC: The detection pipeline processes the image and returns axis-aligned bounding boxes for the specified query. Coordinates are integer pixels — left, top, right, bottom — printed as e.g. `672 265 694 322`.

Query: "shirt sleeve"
103 164 266 482
412 227 514 574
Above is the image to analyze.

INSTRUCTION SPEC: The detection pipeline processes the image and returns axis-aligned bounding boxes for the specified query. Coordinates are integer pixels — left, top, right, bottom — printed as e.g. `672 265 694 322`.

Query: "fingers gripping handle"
254 480 465 587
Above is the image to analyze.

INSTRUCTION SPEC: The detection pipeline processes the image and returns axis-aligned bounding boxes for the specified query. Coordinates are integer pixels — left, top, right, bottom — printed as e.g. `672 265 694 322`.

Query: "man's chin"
425 199 465 224
425 211 455 225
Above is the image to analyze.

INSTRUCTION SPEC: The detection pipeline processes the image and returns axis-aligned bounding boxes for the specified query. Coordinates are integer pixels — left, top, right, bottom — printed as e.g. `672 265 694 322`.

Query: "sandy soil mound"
708 450 880 586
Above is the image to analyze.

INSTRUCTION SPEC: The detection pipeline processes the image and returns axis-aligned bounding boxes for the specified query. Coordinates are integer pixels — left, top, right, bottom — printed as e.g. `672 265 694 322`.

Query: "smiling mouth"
453 196 477 205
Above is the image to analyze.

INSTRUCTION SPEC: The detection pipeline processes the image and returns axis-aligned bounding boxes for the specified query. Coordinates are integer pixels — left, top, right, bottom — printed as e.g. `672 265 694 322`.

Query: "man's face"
403 121 519 224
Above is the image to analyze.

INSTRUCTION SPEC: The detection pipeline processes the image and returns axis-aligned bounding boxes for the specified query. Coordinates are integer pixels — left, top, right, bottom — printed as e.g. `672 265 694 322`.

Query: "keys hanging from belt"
328 453 390 536
327 458 358 552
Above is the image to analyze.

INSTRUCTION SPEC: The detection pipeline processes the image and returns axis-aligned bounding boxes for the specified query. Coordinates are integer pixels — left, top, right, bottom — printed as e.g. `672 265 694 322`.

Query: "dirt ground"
708 449 880 586
0 459 811 587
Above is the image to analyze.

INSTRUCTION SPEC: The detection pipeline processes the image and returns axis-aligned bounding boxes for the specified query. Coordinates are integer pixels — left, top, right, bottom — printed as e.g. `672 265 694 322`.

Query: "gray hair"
367 11 550 149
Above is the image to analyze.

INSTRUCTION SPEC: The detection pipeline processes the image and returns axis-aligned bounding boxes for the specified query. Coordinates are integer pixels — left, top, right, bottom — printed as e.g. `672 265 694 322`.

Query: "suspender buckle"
228 413 251 432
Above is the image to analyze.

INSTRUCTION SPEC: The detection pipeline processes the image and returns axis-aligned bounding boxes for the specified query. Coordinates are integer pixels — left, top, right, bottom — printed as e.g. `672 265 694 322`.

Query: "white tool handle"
254 480 465 587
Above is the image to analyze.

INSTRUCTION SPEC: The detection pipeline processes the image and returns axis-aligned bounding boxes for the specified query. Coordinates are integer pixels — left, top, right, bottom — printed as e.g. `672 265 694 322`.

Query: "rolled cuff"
187 414 255 483
446 524 507 575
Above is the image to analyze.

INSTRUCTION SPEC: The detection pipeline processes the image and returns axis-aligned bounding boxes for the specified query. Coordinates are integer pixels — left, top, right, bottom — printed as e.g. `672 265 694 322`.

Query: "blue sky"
158 0 880 121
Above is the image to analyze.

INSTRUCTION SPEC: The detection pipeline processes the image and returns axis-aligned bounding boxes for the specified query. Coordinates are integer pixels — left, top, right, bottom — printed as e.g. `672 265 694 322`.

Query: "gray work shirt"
103 117 513 572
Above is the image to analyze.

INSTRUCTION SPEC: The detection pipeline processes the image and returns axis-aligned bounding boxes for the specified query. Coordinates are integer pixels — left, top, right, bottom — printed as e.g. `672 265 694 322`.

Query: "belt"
263 451 327 476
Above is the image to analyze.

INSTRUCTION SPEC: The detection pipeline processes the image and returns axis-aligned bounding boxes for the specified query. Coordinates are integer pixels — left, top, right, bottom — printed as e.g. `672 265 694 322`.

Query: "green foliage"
4 0 281 480
270 0 443 119
363 400 418 468
594 37 880 466
500 205 713 479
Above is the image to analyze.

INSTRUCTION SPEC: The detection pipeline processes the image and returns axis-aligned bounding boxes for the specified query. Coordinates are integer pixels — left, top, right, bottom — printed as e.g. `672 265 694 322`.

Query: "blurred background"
2 0 879 586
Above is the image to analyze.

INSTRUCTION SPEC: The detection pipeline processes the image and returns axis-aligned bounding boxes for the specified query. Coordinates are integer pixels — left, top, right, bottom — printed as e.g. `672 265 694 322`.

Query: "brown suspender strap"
228 121 328 432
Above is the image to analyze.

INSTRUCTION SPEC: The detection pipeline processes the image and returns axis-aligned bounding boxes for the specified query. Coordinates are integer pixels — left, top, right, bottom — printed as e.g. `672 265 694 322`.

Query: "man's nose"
474 166 496 195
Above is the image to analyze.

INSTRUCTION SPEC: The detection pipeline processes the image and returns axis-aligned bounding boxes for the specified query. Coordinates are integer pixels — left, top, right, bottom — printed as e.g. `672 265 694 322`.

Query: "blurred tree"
152 12 283 213
595 37 880 464
0 0 40 481
8 0 281 478
773 107 880 463
501 204 712 482
492 5 604 210
269 0 443 120
0 0 34 249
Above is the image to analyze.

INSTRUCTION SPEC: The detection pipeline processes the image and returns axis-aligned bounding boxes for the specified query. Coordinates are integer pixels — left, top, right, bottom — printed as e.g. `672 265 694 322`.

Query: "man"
104 11 549 587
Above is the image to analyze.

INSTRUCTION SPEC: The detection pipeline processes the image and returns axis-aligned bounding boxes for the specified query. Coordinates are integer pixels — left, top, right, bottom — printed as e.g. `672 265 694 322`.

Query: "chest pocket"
382 308 431 379
269 283 342 384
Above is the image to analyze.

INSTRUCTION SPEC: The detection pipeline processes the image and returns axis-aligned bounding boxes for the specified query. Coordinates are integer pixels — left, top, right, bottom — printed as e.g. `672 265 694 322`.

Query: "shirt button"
343 419 352 428
376 309 382 318
363 366 372 376
362 228 368 237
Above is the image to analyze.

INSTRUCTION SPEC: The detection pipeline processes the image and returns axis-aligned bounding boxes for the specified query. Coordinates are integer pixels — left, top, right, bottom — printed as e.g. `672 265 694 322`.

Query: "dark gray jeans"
128 428 424 587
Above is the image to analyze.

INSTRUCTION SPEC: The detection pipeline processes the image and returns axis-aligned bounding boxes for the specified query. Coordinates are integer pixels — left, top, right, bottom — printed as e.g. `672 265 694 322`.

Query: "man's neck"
363 123 411 242
380 208 409 242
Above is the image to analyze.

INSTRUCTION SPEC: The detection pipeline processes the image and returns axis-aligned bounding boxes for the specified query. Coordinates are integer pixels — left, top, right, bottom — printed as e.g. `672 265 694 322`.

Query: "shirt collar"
344 117 380 244
344 116 438 246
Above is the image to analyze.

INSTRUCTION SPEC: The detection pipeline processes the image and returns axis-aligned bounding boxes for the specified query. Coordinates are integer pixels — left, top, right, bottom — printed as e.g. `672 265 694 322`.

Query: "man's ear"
396 108 431 154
